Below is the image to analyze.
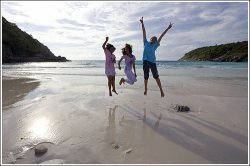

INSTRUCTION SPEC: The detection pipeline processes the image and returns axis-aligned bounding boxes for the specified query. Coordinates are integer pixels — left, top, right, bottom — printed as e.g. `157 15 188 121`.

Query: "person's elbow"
157 38 162 43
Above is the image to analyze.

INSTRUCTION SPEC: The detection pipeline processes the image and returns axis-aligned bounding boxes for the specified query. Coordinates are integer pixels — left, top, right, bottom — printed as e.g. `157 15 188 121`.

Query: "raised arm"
157 22 173 43
140 17 147 42
102 37 109 50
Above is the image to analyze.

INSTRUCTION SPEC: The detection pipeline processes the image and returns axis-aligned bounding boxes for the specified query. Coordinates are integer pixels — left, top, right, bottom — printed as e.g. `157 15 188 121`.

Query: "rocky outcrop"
179 41 248 62
2 17 69 63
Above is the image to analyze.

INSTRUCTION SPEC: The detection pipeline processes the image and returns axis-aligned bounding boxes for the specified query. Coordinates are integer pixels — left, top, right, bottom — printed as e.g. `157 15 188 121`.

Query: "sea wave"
2 60 248 70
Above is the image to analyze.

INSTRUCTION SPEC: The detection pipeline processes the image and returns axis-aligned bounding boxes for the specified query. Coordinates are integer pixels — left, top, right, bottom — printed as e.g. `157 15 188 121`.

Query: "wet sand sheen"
1 72 248 164
2 77 40 109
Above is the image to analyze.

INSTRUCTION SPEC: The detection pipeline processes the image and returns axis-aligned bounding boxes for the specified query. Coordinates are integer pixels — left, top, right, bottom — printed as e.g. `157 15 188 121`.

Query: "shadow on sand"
118 104 248 164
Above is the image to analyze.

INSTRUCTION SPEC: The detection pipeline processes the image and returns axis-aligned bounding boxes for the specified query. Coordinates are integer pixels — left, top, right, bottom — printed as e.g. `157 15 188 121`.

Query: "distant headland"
179 41 248 62
2 17 70 63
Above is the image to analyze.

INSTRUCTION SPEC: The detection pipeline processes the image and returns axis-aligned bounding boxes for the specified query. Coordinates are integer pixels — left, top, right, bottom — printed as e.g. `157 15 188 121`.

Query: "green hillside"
179 41 248 62
2 17 69 63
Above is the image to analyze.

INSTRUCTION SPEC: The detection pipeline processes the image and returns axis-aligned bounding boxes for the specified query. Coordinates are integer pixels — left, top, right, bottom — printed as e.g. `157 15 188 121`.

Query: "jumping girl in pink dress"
102 37 118 96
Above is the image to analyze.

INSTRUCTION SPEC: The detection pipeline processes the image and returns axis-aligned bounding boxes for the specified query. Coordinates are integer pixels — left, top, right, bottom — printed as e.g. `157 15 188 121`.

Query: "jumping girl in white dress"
118 44 137 85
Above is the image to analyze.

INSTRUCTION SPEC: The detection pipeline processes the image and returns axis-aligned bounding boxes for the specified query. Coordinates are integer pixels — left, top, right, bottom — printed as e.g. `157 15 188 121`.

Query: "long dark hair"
106 43 116 52
125 44 132 54
121 48 126 55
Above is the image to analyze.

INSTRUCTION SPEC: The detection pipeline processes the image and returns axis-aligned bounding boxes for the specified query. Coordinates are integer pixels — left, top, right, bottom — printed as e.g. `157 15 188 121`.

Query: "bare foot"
109 91 112 96
119 78 125 85
119 79 123 85
144 90 147 96
112 89 118 95
161 91 164 97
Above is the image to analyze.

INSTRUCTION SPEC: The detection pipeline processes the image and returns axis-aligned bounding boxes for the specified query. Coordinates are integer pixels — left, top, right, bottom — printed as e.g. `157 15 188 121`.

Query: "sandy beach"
1 62 248 164
2 77 40 108
1 0 249 164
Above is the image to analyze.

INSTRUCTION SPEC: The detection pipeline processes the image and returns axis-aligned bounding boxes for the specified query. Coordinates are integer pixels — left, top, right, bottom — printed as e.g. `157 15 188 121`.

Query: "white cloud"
1 1 248 60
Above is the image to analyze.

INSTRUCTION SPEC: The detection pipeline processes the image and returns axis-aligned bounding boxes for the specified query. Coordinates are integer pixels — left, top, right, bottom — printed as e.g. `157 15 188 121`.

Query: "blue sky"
1 1 248 60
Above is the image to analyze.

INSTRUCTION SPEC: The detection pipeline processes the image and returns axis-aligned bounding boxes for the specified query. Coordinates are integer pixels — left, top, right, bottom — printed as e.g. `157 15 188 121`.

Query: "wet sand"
1 74 248 164
2 77 40 109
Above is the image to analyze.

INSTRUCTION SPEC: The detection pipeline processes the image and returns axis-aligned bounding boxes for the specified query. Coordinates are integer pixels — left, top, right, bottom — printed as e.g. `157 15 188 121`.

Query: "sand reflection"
29 117 50 138
105 105 118 144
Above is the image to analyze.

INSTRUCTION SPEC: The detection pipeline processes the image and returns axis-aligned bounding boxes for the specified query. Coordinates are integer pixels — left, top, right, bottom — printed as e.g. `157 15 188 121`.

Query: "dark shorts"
143 60 159 80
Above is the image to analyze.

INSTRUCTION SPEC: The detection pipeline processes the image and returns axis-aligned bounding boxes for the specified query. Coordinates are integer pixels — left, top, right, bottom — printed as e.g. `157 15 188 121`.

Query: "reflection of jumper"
104 49 116 76
121 54 137 85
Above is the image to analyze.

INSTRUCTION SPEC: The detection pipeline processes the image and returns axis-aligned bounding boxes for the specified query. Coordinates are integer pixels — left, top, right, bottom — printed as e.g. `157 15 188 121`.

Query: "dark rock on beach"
34 145 48 155
174 105 190 112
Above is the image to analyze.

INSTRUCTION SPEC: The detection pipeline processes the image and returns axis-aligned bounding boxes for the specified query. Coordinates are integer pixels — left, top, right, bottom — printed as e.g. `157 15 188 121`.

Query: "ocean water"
2 60 248 77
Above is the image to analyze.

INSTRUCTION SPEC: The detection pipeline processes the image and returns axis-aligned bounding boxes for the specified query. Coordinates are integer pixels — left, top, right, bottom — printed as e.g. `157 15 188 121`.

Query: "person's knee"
108 77 112 82
153 74 159 79
144 71 149 80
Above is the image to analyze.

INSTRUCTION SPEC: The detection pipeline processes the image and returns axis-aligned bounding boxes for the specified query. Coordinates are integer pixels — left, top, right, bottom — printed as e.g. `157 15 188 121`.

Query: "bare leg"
111 76 118 95
108 76 112 96
155 77 164 97
144 79 148 95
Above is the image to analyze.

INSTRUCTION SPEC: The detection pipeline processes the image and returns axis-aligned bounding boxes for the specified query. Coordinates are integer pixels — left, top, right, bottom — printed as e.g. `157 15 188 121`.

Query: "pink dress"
121 54 137 85
104 49 116 76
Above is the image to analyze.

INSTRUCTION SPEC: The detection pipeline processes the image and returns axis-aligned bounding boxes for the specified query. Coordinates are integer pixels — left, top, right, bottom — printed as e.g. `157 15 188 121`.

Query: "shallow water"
2 60 248 77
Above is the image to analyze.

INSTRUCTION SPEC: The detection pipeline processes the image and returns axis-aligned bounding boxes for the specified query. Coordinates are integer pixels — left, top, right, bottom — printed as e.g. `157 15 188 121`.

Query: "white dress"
122 54 137 85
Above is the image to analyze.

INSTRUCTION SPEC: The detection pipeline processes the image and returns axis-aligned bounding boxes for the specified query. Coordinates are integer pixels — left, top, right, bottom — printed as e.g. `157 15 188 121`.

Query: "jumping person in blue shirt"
140 17 173 97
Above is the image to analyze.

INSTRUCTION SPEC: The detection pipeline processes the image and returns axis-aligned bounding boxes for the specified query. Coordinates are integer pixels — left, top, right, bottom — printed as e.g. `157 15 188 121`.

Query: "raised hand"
140 17 144 24
167 22 174 30
140 17 147 41
157 22 173 43
103 37 109 49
